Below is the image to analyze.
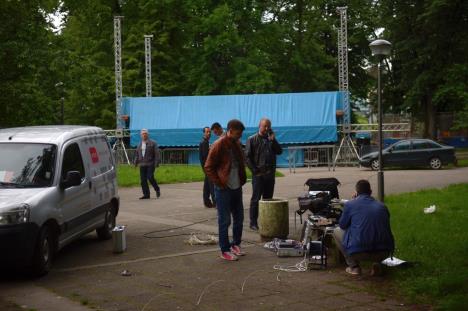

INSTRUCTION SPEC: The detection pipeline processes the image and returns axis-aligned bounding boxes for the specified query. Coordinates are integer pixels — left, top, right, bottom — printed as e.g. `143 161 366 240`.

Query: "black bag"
304 178 340 200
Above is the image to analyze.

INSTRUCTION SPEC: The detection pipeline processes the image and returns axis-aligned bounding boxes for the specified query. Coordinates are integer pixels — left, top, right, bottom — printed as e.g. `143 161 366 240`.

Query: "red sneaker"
230 245 245 256
220 252 238 261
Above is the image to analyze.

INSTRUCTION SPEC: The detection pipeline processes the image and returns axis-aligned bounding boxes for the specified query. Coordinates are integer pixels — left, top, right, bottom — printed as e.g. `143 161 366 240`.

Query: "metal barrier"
287 145 335 173
113 148 198 165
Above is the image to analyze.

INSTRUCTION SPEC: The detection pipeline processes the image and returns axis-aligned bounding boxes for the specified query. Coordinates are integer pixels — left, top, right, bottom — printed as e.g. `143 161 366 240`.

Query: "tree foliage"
379 0 468 137
0 0 466 135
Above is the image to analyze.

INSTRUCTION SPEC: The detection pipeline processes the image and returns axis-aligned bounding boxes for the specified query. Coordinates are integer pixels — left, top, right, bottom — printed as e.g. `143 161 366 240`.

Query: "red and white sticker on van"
89 147 100 163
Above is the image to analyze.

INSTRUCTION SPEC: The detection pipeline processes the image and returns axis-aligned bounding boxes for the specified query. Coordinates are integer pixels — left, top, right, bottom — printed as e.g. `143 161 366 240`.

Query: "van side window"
61 143 85 180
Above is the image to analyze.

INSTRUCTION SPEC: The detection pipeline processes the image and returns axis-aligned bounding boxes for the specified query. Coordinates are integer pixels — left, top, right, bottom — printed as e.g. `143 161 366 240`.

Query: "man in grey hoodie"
135 129 161 199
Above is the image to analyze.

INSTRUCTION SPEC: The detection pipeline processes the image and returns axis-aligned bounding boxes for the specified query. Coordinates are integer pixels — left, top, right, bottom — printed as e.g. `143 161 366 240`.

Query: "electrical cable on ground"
241 270 265 293
143 216 218 239
196 280 225 306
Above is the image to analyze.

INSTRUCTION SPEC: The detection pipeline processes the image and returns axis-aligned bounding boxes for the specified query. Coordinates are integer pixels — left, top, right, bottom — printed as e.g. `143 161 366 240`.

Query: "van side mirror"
60 171 82 189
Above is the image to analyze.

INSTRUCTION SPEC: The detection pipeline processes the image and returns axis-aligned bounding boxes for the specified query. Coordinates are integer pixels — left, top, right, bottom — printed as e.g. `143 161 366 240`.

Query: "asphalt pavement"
1 166 467 310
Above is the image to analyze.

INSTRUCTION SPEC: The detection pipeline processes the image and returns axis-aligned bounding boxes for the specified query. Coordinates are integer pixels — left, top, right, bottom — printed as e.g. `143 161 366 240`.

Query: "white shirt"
142 142 147 158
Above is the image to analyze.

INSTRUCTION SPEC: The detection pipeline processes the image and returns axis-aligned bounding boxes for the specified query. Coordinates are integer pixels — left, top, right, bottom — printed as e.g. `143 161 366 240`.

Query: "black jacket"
135 139 161 167
199 137 210 168
245 133 282 175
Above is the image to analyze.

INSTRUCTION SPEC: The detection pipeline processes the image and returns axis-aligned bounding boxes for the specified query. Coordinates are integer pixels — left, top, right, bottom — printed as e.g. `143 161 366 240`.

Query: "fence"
287 145 335 173
113 148 198 165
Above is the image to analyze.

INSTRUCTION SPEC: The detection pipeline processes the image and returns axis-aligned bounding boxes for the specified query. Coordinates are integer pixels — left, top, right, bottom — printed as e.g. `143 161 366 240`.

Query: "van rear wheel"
32 226 54 276
97 205 116 240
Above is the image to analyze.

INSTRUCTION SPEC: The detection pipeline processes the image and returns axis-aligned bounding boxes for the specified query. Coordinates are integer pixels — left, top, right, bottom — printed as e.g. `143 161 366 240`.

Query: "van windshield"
0 143 57 188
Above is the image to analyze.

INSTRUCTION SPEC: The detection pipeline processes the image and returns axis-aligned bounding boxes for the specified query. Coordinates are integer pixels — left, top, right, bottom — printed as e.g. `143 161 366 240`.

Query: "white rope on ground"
276 271 281 282
273 258 309 272
241 270 265 293
185 233 218 245
141 293 168 311
196 280 225 306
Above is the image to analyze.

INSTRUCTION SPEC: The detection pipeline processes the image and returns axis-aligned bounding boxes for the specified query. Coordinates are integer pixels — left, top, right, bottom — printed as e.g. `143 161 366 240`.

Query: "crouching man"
333 180 394 276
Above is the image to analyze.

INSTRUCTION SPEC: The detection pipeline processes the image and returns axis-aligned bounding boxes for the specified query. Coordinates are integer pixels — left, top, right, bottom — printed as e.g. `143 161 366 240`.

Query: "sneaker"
345 266 362 276
139 196 150 200
156 190 161 198
370 263 382 276
231 245 245 256
220 252 238 261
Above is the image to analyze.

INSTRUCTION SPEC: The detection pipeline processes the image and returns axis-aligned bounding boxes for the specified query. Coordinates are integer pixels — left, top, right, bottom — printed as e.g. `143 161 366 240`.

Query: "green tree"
0 0 58 127
380 0 468 138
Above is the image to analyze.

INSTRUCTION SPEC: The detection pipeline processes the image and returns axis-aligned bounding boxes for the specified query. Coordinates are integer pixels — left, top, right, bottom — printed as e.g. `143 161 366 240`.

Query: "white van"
0 126 119 275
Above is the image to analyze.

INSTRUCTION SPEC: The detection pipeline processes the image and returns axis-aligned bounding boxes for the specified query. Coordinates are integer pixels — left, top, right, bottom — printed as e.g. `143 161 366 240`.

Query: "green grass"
385 183 468 310
117 164 284 187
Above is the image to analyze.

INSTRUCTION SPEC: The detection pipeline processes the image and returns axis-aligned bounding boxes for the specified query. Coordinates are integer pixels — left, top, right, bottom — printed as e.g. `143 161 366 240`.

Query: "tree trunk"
423 94 436 139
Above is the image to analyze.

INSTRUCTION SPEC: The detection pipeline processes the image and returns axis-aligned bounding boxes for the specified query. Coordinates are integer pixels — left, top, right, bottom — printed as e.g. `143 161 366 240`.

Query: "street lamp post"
369 39 391 202
55 82 65 125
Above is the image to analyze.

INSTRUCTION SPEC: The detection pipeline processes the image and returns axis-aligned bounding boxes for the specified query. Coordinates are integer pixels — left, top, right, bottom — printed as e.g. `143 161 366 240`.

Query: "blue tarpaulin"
122 92 342 148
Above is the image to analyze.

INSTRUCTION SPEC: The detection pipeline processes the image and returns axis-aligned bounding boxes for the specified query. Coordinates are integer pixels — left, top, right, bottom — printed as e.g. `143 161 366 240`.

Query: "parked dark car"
360 139 457 170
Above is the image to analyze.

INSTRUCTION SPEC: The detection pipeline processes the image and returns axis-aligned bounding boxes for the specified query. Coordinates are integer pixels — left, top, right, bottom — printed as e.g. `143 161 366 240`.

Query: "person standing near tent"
204 119 247 261
199 126 216 208
134 129 161 199
245 118 283 231
211 122 224 138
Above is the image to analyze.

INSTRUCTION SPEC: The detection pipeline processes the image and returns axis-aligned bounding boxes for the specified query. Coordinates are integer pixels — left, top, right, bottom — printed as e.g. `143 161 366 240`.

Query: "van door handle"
89 181 92 189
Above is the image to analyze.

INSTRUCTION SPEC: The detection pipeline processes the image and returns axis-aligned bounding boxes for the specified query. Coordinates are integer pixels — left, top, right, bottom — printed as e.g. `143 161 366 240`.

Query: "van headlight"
0 204 31 225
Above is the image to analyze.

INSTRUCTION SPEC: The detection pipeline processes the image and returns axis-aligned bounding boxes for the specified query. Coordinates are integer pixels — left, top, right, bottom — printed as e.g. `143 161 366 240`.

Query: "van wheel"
371 159 380 171
96 206 116 240
32 226 54 276
429 157 442 170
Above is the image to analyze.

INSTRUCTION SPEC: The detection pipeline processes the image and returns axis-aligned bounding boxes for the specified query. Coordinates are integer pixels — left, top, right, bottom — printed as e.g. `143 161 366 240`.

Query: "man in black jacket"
135 129 161 199
245 118 282 230
199 126 216 208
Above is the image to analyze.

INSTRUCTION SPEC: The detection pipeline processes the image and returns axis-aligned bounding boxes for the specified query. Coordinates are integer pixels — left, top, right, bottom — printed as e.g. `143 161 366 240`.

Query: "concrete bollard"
259 198 289 241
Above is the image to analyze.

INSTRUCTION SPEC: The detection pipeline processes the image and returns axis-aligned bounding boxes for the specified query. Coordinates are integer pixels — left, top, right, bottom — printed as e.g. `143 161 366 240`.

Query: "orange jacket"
204 135 247 189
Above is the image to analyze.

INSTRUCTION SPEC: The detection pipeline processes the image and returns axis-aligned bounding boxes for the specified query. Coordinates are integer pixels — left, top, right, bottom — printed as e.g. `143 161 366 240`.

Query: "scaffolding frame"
113 16 130 164
144 35 154 97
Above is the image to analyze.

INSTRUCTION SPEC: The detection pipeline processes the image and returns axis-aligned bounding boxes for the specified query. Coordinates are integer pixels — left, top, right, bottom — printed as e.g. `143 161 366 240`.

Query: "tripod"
112 129 130 165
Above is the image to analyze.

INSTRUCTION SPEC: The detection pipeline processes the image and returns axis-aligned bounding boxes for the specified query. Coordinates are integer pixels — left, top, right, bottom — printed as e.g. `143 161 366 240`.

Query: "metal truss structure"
144 35 154 97
334 7 359 168
347 123 411 133
113 16 130 164
337 6 350 131
114 16 123 128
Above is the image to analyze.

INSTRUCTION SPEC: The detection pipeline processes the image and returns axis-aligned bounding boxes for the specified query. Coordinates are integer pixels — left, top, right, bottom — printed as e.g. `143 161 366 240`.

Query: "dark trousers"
203 173 216 206
140 165 160 197
249 171 275 226
215 187 244 252
333 227 390 267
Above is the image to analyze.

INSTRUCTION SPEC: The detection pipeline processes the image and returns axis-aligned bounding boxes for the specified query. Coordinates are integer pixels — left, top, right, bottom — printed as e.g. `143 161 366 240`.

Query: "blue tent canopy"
122 92 342 147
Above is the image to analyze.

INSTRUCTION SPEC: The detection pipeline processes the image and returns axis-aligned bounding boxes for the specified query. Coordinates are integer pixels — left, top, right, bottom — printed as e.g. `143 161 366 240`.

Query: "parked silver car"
360 138 456 170
0 126 119 275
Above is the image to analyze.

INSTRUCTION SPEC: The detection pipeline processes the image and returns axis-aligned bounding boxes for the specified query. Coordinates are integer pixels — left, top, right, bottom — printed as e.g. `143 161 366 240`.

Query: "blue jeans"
215 186 244 252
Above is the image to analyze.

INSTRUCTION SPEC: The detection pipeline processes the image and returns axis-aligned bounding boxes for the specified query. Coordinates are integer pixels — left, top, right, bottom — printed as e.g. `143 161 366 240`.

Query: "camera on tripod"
296 177 343 225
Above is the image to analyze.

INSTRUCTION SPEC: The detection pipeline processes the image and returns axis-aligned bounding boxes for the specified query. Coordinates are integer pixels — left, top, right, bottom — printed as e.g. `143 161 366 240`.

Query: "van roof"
0 126 105 145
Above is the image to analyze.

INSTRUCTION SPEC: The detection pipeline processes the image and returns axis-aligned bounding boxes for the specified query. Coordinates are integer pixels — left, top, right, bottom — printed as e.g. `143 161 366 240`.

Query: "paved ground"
1 166 467 311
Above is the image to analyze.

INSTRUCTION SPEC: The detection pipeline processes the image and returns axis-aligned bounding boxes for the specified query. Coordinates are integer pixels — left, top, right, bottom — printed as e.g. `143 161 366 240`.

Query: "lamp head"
369 39 392 57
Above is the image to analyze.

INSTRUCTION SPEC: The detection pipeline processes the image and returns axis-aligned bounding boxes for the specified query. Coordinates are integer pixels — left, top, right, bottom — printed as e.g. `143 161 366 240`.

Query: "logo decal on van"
89 147 100 163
